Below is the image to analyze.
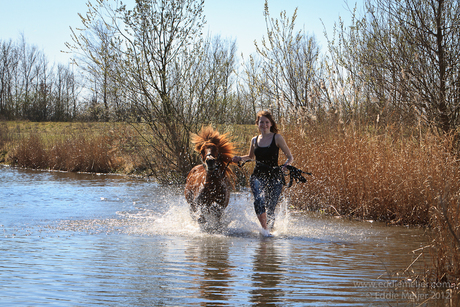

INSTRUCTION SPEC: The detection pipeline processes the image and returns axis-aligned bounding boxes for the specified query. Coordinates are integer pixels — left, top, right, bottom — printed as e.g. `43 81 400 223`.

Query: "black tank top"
253 134 280 179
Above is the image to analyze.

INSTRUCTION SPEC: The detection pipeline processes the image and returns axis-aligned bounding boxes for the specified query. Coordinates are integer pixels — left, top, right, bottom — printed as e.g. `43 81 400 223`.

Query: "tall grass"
430 188 460 284
283 121 460 283
0 123 11 162
49 134 119 173
14 133 49 169
9 125 123 173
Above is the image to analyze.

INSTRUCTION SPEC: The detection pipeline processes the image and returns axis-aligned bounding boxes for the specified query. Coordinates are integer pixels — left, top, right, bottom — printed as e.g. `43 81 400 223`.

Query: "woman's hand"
281 163 288 173
232 156 242 163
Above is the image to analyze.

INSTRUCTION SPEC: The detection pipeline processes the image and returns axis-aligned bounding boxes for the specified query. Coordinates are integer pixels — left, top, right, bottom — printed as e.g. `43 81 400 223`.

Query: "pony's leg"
213 192 229 222
214 206 224 222
195 207 207 224
188 201 206 224
189 202 197 215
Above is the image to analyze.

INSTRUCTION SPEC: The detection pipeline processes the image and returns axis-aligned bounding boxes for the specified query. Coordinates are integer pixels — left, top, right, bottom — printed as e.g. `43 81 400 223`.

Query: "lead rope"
236 159 312 188
219 160 232 179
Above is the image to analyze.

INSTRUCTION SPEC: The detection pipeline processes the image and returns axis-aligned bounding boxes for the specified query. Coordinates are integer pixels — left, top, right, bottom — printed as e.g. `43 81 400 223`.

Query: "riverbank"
1 120 459 285
0 121 255 176
0 121 143 174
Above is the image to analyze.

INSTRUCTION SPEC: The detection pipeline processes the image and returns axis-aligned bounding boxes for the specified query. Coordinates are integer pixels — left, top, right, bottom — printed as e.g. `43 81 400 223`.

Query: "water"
0 166 457 306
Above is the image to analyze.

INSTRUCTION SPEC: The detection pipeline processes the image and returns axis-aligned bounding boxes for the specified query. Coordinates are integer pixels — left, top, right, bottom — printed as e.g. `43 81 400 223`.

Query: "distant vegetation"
0 35 79 122
1 0 459 286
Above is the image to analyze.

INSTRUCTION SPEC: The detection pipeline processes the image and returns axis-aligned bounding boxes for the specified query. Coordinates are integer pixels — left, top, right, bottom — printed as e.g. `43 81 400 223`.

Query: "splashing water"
52 185 368 244
115 191 273 237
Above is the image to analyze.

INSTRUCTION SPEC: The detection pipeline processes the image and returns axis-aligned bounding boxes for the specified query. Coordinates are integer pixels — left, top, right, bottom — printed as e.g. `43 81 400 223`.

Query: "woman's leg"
265 178 284 230
250 176 270 231
257 212 268 230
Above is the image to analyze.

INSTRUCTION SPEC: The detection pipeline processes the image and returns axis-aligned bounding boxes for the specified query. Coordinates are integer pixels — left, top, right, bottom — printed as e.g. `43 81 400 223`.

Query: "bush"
13 133 48 169
10 126 121 173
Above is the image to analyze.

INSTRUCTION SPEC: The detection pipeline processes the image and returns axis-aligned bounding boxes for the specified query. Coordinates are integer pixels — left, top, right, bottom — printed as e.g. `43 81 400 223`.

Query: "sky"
0 0 364 66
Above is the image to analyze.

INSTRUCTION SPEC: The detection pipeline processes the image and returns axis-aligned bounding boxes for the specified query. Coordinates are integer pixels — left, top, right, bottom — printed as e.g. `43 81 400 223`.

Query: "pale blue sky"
0 0 363 65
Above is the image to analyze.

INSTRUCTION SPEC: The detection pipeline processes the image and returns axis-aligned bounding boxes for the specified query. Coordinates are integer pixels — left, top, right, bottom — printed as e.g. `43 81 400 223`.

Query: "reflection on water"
187 237 233 304
0 166 458 306
250 239 286 305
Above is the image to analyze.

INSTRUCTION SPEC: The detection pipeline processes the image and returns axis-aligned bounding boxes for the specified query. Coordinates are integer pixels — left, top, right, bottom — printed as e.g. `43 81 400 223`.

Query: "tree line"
2 0 460 178
0 35 80 121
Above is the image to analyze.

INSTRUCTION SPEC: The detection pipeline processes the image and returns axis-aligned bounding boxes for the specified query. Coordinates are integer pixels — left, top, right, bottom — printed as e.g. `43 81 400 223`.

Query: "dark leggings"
250 175 283 227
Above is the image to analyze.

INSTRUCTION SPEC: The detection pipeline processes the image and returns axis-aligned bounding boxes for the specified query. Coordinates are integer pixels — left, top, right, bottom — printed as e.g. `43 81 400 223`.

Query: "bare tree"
330 0 460 132
17 34 40 119
253 1 320 117
68 0 244 180
67 11 121 122
54 64 80 121
0 39 19 119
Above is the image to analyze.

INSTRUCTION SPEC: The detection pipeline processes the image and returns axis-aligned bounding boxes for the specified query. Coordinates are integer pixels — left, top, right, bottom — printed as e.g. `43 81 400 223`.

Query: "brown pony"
185 126 235 230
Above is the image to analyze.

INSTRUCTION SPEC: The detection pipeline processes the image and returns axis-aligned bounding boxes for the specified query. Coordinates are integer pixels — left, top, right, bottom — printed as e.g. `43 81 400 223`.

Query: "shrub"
13 133 48 169
10 125 121 173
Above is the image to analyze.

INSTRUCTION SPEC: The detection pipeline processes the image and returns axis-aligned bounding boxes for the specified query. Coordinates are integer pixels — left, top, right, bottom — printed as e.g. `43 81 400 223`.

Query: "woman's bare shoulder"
275 133 286 142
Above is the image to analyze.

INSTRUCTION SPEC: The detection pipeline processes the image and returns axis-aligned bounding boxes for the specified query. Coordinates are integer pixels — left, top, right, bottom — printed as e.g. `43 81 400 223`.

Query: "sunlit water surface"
1 166 457 306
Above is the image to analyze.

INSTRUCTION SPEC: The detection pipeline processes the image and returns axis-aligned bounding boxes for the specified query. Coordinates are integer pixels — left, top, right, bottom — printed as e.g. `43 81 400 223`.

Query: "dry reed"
284 124 457 224
283 121 460 283
10 126 122 173
0 123 11 162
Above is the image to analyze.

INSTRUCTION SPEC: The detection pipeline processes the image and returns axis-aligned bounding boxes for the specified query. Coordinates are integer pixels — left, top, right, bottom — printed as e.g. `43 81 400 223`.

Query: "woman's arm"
232 136 256 163
275 134 294 166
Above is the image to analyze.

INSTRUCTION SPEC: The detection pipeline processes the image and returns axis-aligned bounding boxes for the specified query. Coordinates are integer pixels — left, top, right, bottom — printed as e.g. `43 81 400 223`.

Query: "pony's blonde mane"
191 126 235 165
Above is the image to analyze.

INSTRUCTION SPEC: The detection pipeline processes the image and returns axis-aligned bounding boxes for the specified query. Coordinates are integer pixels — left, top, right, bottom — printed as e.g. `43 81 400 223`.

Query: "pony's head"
191 126 235 173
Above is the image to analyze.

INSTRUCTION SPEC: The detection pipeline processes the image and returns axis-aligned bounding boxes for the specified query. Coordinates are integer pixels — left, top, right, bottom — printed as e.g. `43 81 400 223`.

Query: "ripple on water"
1 167 454 306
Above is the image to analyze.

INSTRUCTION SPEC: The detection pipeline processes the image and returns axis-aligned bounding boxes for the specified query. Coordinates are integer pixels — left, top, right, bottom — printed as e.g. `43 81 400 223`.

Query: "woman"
232 110 293 237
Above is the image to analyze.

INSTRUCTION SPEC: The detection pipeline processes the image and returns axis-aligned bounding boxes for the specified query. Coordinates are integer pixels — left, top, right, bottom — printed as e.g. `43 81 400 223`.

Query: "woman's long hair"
256 110 279 133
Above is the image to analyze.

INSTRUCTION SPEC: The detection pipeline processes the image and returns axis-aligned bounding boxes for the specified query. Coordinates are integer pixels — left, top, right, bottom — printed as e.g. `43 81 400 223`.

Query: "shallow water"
0 166 457 306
